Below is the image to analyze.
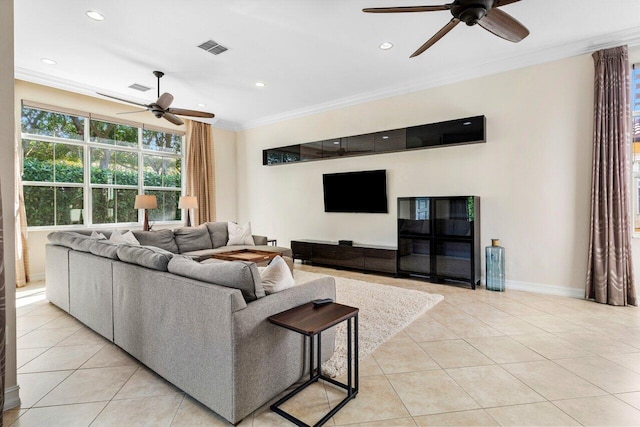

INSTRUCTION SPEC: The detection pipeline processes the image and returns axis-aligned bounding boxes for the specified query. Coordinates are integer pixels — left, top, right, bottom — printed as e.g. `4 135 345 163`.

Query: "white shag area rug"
293 270 444 378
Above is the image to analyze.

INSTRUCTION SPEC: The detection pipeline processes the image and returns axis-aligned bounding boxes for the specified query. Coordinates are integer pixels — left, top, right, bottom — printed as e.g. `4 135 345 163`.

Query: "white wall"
15 81 238 279
1 0 19 409
236 52 606 297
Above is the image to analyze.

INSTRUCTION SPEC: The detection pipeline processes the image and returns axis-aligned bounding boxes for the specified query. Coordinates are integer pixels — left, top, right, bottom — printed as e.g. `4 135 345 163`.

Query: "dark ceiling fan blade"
410 18 460 58
156 92 174 110
478 7 529 42
494 0 521 7
166 107 215 119
363 5 451 13
163 112 184 126
96 92 149 109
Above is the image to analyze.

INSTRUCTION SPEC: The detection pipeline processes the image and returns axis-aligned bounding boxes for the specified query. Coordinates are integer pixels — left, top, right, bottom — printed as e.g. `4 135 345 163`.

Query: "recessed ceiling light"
379 42 393 50
463 121 472 126
197 103 206 107
41 58 57 65
86 10 105 21
381 135 389 139
255 82 265 87
333 141 340 145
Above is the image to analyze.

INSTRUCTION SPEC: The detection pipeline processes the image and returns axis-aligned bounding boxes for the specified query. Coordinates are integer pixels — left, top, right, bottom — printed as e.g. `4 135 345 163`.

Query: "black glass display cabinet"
397 196 480 289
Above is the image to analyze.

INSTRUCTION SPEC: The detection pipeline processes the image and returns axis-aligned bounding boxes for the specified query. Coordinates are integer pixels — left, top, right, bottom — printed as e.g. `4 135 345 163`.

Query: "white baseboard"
29 272 45 282
505 279 584 299
4 385 20 410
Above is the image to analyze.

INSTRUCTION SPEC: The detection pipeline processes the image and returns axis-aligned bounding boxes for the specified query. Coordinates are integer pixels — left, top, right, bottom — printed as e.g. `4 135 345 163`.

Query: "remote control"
312 298 333 307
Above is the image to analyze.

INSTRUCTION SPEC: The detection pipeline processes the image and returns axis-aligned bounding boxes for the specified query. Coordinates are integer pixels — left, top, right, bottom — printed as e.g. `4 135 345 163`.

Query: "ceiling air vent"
128 83 151 92
198 39 228 55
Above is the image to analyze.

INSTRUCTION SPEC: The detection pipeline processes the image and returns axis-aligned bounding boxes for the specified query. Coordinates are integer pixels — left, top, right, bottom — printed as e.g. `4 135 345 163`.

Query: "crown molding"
16 27 640 132
240 26 640 130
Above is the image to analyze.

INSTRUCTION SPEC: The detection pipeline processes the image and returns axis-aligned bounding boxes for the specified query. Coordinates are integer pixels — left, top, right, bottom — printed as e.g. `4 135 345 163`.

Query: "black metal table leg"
309 334 314 381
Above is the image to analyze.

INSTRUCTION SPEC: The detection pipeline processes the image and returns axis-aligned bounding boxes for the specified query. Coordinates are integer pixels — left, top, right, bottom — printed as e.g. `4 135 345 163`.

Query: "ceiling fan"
363 0 529 58
97 71 215 126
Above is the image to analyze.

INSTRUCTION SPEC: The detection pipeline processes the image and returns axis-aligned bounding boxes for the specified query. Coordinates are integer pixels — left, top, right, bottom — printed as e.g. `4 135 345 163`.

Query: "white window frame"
631 63 640 238
21 103 186 231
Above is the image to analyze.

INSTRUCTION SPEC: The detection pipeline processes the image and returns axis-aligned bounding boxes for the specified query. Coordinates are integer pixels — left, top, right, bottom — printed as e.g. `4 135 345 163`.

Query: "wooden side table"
268 302 359 427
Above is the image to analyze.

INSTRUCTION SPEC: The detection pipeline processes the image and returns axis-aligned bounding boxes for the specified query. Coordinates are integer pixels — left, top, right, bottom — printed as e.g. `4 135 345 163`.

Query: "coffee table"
268 302 359 426
210 249 282 264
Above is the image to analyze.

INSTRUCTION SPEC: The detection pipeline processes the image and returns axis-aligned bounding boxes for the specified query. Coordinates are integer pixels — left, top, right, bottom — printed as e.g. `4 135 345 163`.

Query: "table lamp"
178 196 198 227
134 194 157 231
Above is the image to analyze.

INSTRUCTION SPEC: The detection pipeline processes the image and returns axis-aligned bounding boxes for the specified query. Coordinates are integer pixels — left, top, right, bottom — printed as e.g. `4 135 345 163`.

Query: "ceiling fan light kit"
97 71 215 126
363 0 529 57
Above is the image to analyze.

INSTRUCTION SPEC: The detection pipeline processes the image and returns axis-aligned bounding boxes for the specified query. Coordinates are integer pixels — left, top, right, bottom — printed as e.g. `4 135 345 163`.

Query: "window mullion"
84 116 91 226
138 126 144 225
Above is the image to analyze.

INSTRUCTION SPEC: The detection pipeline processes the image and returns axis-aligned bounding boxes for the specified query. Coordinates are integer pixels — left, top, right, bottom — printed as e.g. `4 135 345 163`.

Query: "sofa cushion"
132 229 179 253
169 256 265 302
206 222 229 249
228 222 255 246
259 256 295 295
89 240 120 260
73 230 115 238
116 244 174 271
48 231 102 252
48 231 81 248
174 224 213 253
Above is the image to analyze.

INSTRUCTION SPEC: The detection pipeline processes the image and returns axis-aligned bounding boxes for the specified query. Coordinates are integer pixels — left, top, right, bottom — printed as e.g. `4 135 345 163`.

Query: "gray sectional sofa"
45 222 336 424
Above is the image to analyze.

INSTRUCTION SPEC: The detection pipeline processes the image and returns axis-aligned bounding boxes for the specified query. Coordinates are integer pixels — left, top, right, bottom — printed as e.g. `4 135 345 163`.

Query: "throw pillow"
91 231 107 240
260 256 295 294
227 222 255 246
109 230 140 245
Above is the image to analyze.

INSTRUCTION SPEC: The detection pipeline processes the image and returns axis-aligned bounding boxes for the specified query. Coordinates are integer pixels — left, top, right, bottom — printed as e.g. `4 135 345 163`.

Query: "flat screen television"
323 170 388 213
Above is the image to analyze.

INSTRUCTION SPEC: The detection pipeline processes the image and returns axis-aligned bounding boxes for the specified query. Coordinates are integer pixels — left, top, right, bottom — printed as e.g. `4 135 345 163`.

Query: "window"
21 103 185 228
632 65 640 234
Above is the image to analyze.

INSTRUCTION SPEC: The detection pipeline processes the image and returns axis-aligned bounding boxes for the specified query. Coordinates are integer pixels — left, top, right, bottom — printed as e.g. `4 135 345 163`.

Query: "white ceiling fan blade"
96 92 149 109
116 109 148 115
156 92 174 109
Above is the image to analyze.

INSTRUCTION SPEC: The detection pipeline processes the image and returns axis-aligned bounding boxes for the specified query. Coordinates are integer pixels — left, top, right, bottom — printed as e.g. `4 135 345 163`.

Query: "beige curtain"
0 181 6 420
586 45 636 306
15 142 28 287
186 121 216 225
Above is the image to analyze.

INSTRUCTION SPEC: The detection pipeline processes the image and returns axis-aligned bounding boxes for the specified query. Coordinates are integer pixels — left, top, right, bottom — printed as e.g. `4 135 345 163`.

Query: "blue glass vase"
486 239 505 292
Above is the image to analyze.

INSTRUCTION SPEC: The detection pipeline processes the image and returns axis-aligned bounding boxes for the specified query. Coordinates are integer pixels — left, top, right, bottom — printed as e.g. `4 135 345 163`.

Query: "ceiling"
14 0 640 130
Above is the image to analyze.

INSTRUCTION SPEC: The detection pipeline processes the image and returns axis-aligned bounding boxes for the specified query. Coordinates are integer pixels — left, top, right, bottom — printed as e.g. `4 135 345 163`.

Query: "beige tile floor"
6 264 640 426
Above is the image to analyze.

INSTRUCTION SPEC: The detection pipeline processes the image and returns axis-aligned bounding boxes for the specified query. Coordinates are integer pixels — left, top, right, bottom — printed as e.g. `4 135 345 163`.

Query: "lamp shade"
134 194 157 209
178 196 198 209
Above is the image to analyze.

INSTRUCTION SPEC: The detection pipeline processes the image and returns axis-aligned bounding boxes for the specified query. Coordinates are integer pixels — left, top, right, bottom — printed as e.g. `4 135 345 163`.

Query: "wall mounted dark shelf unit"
263 115 486 166
398 196 480 289
291 240 397 275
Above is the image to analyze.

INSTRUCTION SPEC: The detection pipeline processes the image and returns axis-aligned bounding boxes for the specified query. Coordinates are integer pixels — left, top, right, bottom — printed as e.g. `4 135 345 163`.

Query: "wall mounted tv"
323 170 388 213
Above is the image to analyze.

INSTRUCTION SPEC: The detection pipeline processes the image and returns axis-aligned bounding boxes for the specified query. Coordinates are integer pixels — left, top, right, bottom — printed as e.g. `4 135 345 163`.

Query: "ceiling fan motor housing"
150 105 164 118
451 0 494 25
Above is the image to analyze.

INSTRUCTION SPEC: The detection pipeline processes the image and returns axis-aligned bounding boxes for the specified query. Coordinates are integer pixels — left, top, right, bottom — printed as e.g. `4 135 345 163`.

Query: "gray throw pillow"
168 256 265 302
174 224 213 253
89 240 120 260
116 244 174 271
132 229 179 253
205 222 229 248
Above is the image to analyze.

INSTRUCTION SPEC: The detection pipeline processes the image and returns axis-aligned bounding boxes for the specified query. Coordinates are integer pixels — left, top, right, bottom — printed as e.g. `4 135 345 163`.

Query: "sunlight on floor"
16 281 46 308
